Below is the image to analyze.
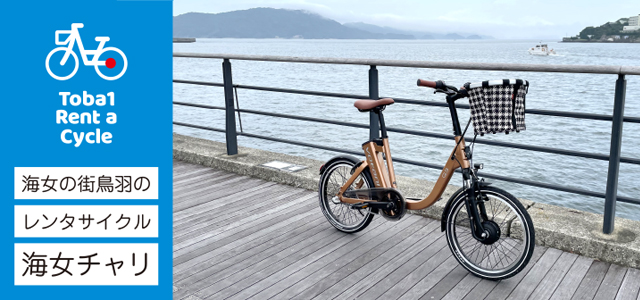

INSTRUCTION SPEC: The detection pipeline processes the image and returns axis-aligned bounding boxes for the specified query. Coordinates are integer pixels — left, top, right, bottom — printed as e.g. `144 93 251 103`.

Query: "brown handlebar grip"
417 79 437 88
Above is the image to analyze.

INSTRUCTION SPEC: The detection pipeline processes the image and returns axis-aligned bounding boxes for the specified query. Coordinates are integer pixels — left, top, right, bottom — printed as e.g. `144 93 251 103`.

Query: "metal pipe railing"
173 53 640 75
172 53 640 233
173 79 640 123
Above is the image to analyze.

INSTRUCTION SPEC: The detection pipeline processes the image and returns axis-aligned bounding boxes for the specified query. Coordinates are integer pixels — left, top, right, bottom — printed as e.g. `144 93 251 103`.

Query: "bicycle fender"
440 187 467 232
319 155 363 175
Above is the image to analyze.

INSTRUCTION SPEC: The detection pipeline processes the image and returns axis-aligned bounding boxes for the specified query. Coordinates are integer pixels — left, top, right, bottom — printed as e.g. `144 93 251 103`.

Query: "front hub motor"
480 220 501 245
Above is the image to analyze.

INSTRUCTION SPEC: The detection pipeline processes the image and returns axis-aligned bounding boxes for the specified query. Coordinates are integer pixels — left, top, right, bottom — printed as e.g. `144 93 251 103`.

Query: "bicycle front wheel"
445 186 535 280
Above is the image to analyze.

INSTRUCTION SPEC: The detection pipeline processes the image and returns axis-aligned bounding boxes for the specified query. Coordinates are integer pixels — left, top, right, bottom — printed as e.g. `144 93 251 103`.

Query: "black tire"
319 158 374 233
445 186 535 280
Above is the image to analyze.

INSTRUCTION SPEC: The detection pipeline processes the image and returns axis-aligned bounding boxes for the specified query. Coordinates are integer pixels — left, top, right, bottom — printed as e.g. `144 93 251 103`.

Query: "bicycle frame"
57 24 107 66
338 136 469 210
337 96 471 211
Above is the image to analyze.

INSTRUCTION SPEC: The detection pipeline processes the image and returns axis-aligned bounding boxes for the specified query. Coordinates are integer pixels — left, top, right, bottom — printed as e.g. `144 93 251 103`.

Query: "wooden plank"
175 217 327 287
173 185 300 240
173 177 267 211
207 218 388 300
173 172 239 195
173 207 320 270
615 268 640 300
396 255 459 300
174 191 316 249
549 255 594 300
313 219 442 300
170 164 630 300
173 181 278 216
462 246 546 300
173 217 333 299
273 216 425 299
173 172 230 192
353 236 449 299
173 182 291 223
173 175 255 202
173 195 318 261
172 162 208 173
173 175 252 205
499 247 563 300
337 234 446 299
418 265 469 300
173 188 304 240
173 165 212 179
442 272 483 300
243 216 420 300
172 163 205 175
172 183 290 230
424 241 502 299
570 261 610 300
173 210 325 282
173 169 220 185
191 227 349 300
441 240 522 300
594 264 628 299
527 251 579 300
173 174 249 200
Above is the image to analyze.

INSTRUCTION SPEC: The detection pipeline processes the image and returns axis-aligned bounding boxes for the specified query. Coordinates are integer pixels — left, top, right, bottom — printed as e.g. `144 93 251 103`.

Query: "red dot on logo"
106 58 116 69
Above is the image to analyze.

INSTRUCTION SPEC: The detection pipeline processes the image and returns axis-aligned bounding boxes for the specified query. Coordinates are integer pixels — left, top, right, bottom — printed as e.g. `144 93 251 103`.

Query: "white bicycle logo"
45 23 127 81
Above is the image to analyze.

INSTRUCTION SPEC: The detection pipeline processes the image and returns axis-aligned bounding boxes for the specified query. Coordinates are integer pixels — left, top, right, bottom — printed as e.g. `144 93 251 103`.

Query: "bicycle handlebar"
416 79 441 89
417 79 468 100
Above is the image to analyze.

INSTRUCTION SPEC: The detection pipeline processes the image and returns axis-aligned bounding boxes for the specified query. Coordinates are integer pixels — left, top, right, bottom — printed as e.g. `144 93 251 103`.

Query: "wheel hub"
480 220 501 245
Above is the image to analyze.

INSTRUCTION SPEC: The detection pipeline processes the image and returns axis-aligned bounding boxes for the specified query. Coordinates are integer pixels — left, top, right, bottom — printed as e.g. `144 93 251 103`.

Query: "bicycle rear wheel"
319 157 374 233
445 186 535 280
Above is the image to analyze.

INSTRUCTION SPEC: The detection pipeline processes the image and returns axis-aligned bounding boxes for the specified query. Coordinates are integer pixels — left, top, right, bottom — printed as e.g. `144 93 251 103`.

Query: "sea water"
173 39 640 221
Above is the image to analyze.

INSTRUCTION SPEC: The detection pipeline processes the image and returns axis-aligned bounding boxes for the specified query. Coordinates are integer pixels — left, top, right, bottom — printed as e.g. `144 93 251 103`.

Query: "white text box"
15 243 158 285
15 167 158 199
15 206 158 238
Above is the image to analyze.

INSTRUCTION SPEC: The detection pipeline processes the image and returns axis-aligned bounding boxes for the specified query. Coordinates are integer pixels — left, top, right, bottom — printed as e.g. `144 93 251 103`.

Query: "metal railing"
173 52 640 234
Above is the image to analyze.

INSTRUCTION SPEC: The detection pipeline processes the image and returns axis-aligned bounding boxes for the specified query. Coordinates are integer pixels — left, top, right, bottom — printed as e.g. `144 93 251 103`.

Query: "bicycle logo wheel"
45 23 128 81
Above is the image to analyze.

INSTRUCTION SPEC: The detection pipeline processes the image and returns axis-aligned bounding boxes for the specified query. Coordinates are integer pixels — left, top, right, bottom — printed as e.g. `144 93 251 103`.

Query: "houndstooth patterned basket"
465 79 529 136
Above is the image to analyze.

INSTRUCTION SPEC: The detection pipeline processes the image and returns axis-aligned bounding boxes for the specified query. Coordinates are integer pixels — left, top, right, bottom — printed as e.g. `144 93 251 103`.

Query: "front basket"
465 79 529 136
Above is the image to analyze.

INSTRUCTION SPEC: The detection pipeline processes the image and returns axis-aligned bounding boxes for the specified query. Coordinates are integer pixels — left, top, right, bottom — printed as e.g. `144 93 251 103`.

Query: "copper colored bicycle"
318 79 535 280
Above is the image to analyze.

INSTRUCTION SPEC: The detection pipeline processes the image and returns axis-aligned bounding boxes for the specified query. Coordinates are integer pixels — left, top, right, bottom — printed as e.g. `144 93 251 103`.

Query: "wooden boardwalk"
172 160 640 300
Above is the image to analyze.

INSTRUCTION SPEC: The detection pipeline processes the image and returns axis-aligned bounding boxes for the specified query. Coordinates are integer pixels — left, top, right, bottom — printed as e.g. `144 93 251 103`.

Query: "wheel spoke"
447 189 533 278
320 163 372 232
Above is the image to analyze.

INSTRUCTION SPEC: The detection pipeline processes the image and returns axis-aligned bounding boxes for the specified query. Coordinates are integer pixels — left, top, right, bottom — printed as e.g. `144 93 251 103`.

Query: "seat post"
369 65 380 140
378 110 388 139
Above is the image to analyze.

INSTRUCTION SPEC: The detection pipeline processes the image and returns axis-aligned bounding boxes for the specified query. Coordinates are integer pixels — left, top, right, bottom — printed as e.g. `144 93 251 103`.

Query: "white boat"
528 44 556 56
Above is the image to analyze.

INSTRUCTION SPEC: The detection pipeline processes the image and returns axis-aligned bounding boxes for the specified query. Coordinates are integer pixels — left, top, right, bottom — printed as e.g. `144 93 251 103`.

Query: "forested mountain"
174 8 490 40
174 8 413 39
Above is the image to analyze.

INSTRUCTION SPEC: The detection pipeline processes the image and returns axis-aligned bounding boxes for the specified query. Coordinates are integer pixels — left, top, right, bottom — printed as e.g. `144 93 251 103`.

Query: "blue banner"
1 0 172 299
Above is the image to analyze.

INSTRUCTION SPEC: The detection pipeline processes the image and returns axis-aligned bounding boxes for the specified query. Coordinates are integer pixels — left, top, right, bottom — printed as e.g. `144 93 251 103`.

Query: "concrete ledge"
512 202 640 268
174 133 640 268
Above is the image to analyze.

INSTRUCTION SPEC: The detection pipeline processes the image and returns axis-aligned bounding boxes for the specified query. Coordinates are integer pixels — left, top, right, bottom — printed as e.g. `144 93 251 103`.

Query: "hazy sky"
173 0 639 39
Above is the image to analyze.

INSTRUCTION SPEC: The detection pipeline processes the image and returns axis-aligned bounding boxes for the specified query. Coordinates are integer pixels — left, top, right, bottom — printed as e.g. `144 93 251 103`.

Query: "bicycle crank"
343 188 406 221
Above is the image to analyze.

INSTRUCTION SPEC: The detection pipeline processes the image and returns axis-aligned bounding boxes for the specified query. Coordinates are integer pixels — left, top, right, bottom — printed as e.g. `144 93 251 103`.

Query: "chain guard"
343 188 406 221
381 189 407 221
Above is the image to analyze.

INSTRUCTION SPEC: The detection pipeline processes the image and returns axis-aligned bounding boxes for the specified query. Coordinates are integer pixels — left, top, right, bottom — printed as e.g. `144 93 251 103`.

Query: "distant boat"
528 44 556 56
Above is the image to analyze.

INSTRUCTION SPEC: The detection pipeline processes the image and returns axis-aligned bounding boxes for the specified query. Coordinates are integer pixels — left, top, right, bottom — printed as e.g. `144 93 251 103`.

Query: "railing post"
222 59 238 155
603 74 626 234
369 65 380 140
